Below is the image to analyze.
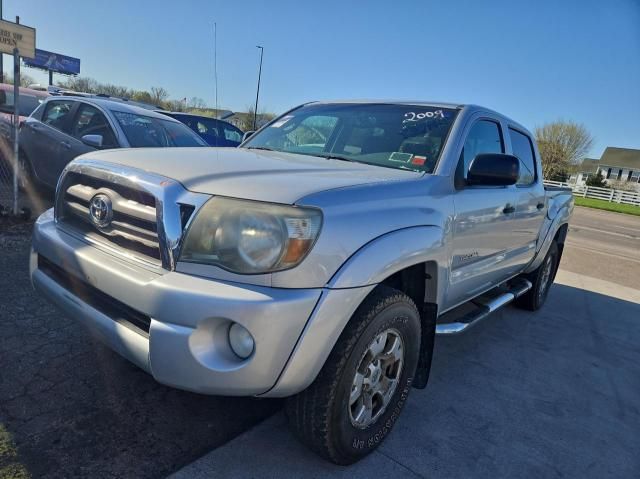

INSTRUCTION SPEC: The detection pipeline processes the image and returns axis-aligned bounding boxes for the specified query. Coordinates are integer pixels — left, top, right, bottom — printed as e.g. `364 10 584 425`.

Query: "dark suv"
20 96 206 189
160 111 244 147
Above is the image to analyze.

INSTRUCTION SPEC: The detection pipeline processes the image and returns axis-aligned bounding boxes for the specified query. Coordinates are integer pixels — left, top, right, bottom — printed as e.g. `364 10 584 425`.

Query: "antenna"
214 21 219 116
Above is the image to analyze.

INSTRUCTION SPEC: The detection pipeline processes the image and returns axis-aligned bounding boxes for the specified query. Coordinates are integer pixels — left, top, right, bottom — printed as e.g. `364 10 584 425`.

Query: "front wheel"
285 286 422 465
17 152 37 192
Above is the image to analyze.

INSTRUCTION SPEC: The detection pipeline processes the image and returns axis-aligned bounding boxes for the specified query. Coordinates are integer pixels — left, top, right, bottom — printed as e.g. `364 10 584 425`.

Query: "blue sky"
4 0 639 157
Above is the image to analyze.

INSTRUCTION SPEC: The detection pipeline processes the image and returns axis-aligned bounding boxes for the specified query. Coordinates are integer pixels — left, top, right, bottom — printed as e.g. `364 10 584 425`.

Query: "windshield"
113 111 206 147
243 103 458 173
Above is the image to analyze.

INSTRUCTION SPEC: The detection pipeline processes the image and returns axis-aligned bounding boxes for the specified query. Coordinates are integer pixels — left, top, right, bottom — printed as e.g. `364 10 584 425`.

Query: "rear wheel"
285 286 422 465
515 241 559 311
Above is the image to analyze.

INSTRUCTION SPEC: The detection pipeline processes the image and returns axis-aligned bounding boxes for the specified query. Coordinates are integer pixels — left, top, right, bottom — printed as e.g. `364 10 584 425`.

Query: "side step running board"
436 279 532 335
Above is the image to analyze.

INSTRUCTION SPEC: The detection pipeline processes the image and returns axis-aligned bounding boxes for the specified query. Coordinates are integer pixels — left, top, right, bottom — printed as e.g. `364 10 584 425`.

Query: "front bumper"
31 209 322 396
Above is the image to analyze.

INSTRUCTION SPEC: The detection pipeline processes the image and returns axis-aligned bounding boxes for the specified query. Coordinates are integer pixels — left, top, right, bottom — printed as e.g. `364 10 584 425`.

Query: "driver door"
446 118 521 310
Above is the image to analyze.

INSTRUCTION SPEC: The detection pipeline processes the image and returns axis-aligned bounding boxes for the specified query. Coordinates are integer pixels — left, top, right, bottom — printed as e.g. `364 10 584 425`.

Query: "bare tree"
241 105 275 131
4 72 37 88
150 86 169 105
535 121 594 180
188 97 207 110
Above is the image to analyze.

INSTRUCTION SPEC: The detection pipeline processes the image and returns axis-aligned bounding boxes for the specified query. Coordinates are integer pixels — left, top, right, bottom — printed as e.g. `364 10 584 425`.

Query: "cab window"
509 128 536 185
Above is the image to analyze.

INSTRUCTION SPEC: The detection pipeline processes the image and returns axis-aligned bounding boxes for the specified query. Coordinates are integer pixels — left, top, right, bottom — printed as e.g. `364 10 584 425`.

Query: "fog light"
228 323 254 359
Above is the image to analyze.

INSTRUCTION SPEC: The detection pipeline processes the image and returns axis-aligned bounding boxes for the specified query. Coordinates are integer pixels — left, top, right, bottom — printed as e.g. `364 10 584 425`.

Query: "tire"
285 286 422 465
515 241 559 311
17 151 37 193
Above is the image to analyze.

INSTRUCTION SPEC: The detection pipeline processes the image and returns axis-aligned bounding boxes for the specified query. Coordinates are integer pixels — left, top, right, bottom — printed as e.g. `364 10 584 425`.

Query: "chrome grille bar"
54 159 210 271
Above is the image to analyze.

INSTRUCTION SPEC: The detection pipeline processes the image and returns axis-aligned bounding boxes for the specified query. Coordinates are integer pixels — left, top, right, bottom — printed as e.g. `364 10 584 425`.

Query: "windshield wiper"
315 153 360 163
245 146 274 151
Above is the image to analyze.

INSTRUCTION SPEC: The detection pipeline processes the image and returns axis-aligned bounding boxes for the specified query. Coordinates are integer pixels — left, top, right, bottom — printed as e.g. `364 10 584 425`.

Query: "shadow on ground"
174 277 640 478
0 224 281 479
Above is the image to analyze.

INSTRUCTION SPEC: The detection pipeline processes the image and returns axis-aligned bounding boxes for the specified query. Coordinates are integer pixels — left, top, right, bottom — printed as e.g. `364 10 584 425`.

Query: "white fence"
544 180 640 207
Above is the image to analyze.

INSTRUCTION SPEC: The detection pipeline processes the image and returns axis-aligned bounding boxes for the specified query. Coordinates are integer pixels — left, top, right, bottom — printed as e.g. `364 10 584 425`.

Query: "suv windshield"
243 103 458 173
113 111 205 147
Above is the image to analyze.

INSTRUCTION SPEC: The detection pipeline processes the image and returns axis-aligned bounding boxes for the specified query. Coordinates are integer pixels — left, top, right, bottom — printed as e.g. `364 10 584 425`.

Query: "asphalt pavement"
561 207 640 289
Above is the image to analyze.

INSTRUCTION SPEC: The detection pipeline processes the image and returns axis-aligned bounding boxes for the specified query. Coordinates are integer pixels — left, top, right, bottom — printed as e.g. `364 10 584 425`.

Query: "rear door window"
509 128 536 185
42 100 75 134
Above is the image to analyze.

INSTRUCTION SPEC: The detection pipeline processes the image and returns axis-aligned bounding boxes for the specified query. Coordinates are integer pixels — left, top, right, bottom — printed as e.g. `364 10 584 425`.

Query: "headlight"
179 197 322 274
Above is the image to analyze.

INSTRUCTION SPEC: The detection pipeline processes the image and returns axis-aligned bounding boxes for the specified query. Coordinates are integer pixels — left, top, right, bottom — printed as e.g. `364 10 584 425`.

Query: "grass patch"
574 197 640 216
0 425 29 479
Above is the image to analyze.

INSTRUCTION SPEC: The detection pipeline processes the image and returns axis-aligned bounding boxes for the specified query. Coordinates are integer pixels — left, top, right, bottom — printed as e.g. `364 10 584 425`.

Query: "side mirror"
242 130 255 143
81 134 103 149
0 90 6 105
467 153 519 186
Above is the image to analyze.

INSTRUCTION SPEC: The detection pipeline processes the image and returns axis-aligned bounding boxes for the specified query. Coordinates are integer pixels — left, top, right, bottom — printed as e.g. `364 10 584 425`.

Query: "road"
563 207 640 289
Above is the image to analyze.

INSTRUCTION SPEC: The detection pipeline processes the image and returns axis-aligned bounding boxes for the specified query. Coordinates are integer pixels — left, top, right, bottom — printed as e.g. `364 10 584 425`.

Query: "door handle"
536 202 545 210
503 204 515 215
61 141 71 150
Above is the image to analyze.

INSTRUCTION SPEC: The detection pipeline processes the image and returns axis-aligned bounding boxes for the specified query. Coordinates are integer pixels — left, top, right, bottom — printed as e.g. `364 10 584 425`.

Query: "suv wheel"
17 152 37 192
285 286 422 465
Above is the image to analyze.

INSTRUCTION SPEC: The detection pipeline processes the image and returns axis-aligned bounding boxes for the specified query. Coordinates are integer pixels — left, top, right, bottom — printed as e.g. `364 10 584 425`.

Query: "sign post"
0 18 35 215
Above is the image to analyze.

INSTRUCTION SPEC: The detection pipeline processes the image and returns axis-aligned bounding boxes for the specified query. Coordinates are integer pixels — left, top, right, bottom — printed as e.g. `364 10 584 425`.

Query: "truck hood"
82 147 422 204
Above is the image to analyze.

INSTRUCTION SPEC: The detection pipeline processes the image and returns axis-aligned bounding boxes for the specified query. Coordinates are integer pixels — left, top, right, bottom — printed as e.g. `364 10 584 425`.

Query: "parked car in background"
19 96 206 190
159 111 244 146
0 83 49 165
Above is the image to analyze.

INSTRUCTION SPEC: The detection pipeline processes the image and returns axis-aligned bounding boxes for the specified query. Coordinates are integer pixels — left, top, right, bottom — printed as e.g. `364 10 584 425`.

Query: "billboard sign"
23 48 80 75
0 19 36 58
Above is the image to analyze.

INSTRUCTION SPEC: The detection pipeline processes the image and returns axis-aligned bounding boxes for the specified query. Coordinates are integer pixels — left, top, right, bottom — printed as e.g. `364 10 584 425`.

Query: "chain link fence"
0 125 18 214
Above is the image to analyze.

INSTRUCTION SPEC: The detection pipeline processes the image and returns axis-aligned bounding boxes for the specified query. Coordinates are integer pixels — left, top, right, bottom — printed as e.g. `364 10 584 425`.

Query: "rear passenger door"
509 127 546 266
26 99 77 187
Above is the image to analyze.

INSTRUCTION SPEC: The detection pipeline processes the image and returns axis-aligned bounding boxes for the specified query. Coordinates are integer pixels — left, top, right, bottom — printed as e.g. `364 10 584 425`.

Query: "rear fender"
525 197 573 273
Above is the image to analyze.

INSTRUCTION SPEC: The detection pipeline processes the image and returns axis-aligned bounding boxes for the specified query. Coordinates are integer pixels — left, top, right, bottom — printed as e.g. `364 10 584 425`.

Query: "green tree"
535 121 594 180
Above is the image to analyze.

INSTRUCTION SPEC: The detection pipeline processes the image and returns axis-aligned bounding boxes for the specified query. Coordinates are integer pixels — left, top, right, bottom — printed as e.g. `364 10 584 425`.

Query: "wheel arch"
264 228 445 398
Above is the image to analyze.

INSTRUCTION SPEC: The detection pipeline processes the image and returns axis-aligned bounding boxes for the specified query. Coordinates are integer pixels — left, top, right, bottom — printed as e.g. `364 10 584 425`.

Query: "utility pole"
253 45 263 131
12 15 20 215
0 0 4 83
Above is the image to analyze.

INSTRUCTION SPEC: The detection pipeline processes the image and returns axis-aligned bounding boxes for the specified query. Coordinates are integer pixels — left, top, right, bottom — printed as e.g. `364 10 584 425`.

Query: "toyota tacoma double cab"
30 101 573 464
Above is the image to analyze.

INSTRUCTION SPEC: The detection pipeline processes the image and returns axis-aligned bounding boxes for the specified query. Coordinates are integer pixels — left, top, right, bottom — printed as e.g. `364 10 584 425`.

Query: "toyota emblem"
89 193 113 229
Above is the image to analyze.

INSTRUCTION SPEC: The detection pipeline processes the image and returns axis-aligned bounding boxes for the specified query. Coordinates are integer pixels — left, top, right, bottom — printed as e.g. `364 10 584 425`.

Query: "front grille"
57 172 162 264
38 255 151 336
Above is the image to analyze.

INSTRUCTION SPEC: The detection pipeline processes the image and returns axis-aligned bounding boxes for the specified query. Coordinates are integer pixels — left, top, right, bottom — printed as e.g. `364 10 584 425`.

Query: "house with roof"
571 147 640 187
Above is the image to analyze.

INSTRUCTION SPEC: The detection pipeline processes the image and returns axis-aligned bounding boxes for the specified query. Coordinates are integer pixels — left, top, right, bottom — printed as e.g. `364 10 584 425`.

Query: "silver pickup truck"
30 101 573 464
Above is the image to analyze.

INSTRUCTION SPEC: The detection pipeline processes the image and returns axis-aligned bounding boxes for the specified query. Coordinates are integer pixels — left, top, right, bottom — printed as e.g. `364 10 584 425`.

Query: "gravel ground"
0 220 281 478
